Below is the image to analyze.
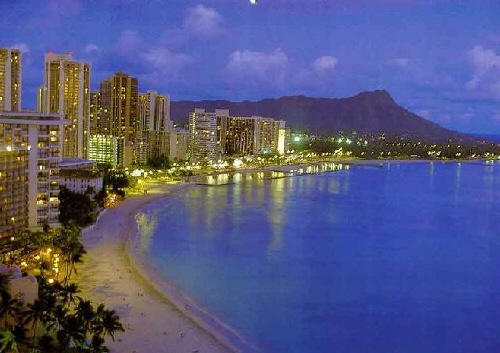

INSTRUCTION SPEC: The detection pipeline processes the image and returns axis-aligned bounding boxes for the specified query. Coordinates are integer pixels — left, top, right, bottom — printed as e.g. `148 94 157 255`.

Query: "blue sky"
1 0 499 133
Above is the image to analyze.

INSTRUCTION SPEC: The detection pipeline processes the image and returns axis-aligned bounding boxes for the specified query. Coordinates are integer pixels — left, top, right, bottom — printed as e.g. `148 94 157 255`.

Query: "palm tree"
89 334 110 353
53 224 86 284
53 283 81 308
0 292 21 329
99 309 124 341
0 329 19 353
75 299 95 335
56 314 86 351
22 299 45 338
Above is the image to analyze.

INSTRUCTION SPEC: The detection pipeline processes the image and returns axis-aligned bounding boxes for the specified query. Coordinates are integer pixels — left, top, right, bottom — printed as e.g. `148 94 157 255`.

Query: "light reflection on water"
140 162 500 353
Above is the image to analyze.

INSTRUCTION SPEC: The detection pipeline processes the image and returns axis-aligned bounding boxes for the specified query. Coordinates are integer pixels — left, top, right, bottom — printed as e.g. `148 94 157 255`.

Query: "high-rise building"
88 135 125 168
218 115 258 156
138 91 171 133
0 111 67 234
98 72 138 167
188 109 287 161
43 52 90 159
0 48 21 112
169 130 190 162
89 91 101 136
0 146 28 240
188 108 228 161
99 72 138 140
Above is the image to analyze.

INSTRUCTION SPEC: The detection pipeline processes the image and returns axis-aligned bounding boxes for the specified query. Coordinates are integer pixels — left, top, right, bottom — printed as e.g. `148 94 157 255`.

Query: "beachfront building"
0 145 28 240
43 52 90 159
188 108 228 162
218 115 258 156
131 91 172 165
169 129 190 161
189 108 288 161
254 117 287 155
59 158 103 196
0 111 67 233
0 48 22 112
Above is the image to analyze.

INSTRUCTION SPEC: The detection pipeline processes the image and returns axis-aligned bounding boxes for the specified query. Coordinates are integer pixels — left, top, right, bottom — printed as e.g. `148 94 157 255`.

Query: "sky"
1 0 500 134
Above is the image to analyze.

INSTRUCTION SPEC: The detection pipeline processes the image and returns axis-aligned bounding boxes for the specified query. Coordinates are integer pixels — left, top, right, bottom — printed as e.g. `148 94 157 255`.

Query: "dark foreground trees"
1 226 124 352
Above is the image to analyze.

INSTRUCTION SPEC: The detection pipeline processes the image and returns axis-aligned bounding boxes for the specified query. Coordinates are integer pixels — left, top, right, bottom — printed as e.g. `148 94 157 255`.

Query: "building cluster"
0 47 289 245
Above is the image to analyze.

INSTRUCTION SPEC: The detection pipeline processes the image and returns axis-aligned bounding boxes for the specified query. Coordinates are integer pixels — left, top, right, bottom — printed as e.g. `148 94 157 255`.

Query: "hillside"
171 90 467 141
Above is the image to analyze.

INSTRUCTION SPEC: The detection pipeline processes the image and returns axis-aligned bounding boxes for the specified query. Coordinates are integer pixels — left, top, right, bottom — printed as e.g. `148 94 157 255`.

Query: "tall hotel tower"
138 91 171 132
0 48 66 245
99 72 138 139
96 72 138 166
0 48 21 112
43 52 90 158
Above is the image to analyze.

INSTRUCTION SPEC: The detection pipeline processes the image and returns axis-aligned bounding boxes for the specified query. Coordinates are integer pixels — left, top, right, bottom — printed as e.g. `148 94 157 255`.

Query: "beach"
76 181 238 353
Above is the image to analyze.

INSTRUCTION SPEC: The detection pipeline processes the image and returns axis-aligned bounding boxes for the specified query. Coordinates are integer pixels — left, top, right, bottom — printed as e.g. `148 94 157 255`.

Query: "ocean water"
137 161 500 353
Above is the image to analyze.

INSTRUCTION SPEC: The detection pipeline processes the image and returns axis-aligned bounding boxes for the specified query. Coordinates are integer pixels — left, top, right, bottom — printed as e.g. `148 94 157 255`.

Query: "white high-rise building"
189 108 229 161
43 52 90 159
0 48 21 112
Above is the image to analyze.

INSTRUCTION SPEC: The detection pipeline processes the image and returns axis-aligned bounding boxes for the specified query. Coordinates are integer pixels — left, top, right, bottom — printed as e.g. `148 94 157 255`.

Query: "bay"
137 161 500 353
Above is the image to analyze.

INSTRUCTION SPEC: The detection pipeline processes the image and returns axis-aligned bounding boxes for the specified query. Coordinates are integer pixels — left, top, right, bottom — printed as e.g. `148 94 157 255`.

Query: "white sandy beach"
76 182 239 353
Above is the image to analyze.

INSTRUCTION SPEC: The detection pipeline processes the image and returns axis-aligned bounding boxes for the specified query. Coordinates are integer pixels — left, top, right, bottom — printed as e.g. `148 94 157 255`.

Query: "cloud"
11 43 29 53
466 45 500 99
104 30 195 86
184 4 223 38
387 57 410 67
142 48 193 74
84 43 101 55
227 49 288 84
313 56 338 73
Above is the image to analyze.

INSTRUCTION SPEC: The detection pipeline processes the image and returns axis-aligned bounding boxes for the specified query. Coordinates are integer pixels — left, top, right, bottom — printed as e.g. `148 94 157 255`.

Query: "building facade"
188 108 228 162
89 91 101 136
99 72 138 140
0 146 28 240
0 48 21 112
189 109 287 161
98 73 138 167
43 53 90 159
88 135 125 168
138 91 171 132
0 112 67 232
59 158 103 195
169 130 190 162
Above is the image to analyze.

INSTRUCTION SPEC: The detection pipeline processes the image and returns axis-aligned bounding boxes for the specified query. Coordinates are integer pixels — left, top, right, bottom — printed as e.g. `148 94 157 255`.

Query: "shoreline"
77 182 250 353
75 158 494 353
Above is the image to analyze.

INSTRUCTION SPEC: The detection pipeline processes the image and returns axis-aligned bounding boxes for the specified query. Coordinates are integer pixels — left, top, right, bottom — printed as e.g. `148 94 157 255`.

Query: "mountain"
171 90 467 141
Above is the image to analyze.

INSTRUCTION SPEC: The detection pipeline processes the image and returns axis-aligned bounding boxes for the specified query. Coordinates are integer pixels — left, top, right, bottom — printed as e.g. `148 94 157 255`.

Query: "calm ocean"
137 162 500 353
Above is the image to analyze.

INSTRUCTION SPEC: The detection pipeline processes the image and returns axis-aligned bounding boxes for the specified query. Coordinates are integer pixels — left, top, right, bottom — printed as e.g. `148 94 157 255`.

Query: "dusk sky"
1 0 499 134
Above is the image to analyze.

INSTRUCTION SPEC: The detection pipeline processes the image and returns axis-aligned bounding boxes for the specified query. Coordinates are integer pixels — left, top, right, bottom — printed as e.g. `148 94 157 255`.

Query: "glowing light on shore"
233 158 243 168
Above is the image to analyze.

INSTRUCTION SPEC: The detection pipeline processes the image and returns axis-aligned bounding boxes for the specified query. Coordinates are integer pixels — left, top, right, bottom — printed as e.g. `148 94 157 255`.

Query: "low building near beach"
0 263 38 305
59 158 103 195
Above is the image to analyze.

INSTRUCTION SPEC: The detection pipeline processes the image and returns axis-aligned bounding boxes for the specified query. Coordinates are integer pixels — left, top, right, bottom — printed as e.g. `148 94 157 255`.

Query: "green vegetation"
58 187 98 228
1 225 124 352
146 154 171 169
289 132 500 160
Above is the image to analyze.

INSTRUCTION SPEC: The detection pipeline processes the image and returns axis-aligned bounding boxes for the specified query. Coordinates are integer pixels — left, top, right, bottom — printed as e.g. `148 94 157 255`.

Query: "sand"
76 181 244 353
